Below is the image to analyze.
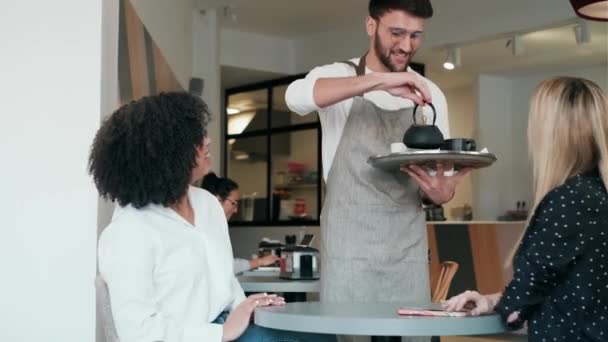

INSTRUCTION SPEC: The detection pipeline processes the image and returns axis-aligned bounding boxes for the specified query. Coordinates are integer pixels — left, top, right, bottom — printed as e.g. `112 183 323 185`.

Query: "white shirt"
233 258 251 274
285 58 450 181
98 187 246 342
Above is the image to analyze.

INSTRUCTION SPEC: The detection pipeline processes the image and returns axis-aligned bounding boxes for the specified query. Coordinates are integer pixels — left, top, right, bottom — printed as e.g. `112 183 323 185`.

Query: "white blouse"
98 186 246 342
285 58 450 181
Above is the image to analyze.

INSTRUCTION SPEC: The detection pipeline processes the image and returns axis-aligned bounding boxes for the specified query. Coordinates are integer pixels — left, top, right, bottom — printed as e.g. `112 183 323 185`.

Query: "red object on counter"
279 258 287 272
294 198 307 216
287 161 307 174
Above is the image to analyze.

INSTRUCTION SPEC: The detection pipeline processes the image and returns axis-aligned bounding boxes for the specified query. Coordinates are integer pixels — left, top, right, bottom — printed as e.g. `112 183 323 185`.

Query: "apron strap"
340 52 367 76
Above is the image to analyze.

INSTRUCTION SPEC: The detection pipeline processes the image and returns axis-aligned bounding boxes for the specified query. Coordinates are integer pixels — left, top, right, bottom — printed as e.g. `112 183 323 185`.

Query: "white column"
192 9 223 174
474 75 516 221
98 0 121 341
0 0 118 341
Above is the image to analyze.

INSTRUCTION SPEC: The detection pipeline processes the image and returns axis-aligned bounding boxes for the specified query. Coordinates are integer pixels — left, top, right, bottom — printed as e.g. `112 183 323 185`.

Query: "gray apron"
320 55 430 342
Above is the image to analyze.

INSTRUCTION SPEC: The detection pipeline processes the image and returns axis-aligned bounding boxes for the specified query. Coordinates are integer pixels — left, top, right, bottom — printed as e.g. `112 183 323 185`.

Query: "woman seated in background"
90 92 334 342
201 172 279 274
444 77 608 341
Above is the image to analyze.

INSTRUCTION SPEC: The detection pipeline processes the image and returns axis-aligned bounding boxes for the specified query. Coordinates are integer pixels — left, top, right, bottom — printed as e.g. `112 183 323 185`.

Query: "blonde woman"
444 77 608 340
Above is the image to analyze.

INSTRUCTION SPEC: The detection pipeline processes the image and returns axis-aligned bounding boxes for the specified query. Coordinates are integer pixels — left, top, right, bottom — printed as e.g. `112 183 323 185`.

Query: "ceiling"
421 21 608 89
221 66 284 89
222 21 607 90
215 0 607 89
215 0 368 38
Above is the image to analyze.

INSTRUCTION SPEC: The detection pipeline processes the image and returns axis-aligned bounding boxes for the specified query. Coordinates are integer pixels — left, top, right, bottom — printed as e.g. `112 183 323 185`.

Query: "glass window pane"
270 129 319 222
271 85 318 128
227 136 268 222
227 89 268 135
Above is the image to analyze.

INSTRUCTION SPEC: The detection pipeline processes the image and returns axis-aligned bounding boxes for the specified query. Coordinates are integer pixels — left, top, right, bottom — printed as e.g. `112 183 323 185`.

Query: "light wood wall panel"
124 0 149 99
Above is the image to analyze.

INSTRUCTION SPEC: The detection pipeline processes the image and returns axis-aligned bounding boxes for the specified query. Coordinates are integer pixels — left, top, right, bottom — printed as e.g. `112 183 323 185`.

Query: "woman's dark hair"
201 172 239 200
369 0 433 19
88 92 211 208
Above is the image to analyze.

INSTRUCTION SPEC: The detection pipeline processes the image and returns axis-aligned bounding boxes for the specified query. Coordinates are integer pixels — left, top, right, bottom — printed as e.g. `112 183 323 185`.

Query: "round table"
238 275 320 302
255 302 506 338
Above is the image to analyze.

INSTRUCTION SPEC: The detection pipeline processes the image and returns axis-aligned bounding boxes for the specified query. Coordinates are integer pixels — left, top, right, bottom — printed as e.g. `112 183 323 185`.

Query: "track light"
506 34 525 56
573 20 592 45
223 5 237 22
227 107 241 115
443 47 461 70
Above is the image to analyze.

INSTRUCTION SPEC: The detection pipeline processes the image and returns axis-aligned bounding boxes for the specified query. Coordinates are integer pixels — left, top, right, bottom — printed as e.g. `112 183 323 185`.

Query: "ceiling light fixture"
227 112 255 135
234 152 250 161
443 47 461 70
226 107 240 115
569 0 608 21
223 5 237 22
573 20 592 45
506 34 525 56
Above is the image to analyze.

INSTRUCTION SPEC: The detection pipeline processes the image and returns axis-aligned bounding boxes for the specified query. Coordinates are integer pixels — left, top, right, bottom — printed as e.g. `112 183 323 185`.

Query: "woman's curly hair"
88 92 211 208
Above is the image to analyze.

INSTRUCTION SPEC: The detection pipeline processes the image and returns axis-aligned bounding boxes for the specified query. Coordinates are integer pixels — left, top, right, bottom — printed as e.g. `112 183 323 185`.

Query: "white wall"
474 75 517 220
193 10 223 175
442 85 475 220
221 29 297 75
0 0 114 341
474 64 608 220
509 64 608 196
131 0 195 89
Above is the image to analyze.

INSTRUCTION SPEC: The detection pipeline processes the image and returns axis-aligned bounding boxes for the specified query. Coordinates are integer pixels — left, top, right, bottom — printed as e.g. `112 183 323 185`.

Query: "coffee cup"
441 138 476 151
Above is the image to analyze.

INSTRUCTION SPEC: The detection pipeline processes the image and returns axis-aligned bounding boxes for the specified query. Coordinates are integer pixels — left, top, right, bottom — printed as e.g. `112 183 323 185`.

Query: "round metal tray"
368 150 497 171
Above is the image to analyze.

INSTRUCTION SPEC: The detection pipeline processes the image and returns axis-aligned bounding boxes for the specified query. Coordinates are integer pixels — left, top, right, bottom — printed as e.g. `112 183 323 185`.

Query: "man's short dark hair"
88 92 211 209
369 0 433 19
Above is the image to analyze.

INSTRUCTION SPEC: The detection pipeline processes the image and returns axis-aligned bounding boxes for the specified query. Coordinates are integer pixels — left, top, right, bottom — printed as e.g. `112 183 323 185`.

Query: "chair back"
95 276 120 342
431 261 459 303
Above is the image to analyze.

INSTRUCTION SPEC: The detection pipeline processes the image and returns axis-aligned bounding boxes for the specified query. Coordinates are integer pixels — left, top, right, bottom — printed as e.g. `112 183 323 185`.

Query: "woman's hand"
221 293 285 341
442 291 501 316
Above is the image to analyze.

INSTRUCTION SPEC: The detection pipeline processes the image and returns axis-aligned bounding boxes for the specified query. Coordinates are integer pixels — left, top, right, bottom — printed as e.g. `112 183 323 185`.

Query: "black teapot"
402 103 444 149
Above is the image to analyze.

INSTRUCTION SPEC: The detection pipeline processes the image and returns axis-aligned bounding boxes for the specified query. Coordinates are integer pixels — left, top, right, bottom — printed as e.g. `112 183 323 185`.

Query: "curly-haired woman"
90 92 335 342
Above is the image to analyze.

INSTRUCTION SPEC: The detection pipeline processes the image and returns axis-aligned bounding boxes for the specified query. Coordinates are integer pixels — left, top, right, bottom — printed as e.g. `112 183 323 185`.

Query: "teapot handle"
412 102 436 126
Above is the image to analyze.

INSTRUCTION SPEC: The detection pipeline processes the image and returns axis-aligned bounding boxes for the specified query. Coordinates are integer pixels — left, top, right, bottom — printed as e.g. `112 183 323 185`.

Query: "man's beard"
374 31 410 72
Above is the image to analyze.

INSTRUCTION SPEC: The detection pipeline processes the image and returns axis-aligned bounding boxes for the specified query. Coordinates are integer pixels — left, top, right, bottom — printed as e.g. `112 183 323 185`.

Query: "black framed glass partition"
224 75 322 226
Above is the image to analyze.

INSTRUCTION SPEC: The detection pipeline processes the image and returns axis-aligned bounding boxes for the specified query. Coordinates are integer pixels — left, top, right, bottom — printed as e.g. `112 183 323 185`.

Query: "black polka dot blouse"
495 167 608 341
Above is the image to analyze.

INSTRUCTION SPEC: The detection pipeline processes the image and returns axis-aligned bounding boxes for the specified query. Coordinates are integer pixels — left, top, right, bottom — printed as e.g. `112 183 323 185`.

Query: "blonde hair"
508 77 608 264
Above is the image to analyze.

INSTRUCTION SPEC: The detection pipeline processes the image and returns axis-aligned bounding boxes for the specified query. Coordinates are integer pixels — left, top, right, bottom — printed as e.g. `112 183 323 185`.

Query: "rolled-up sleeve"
233 258 251 275
285 75 320 115
285 63 352 115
